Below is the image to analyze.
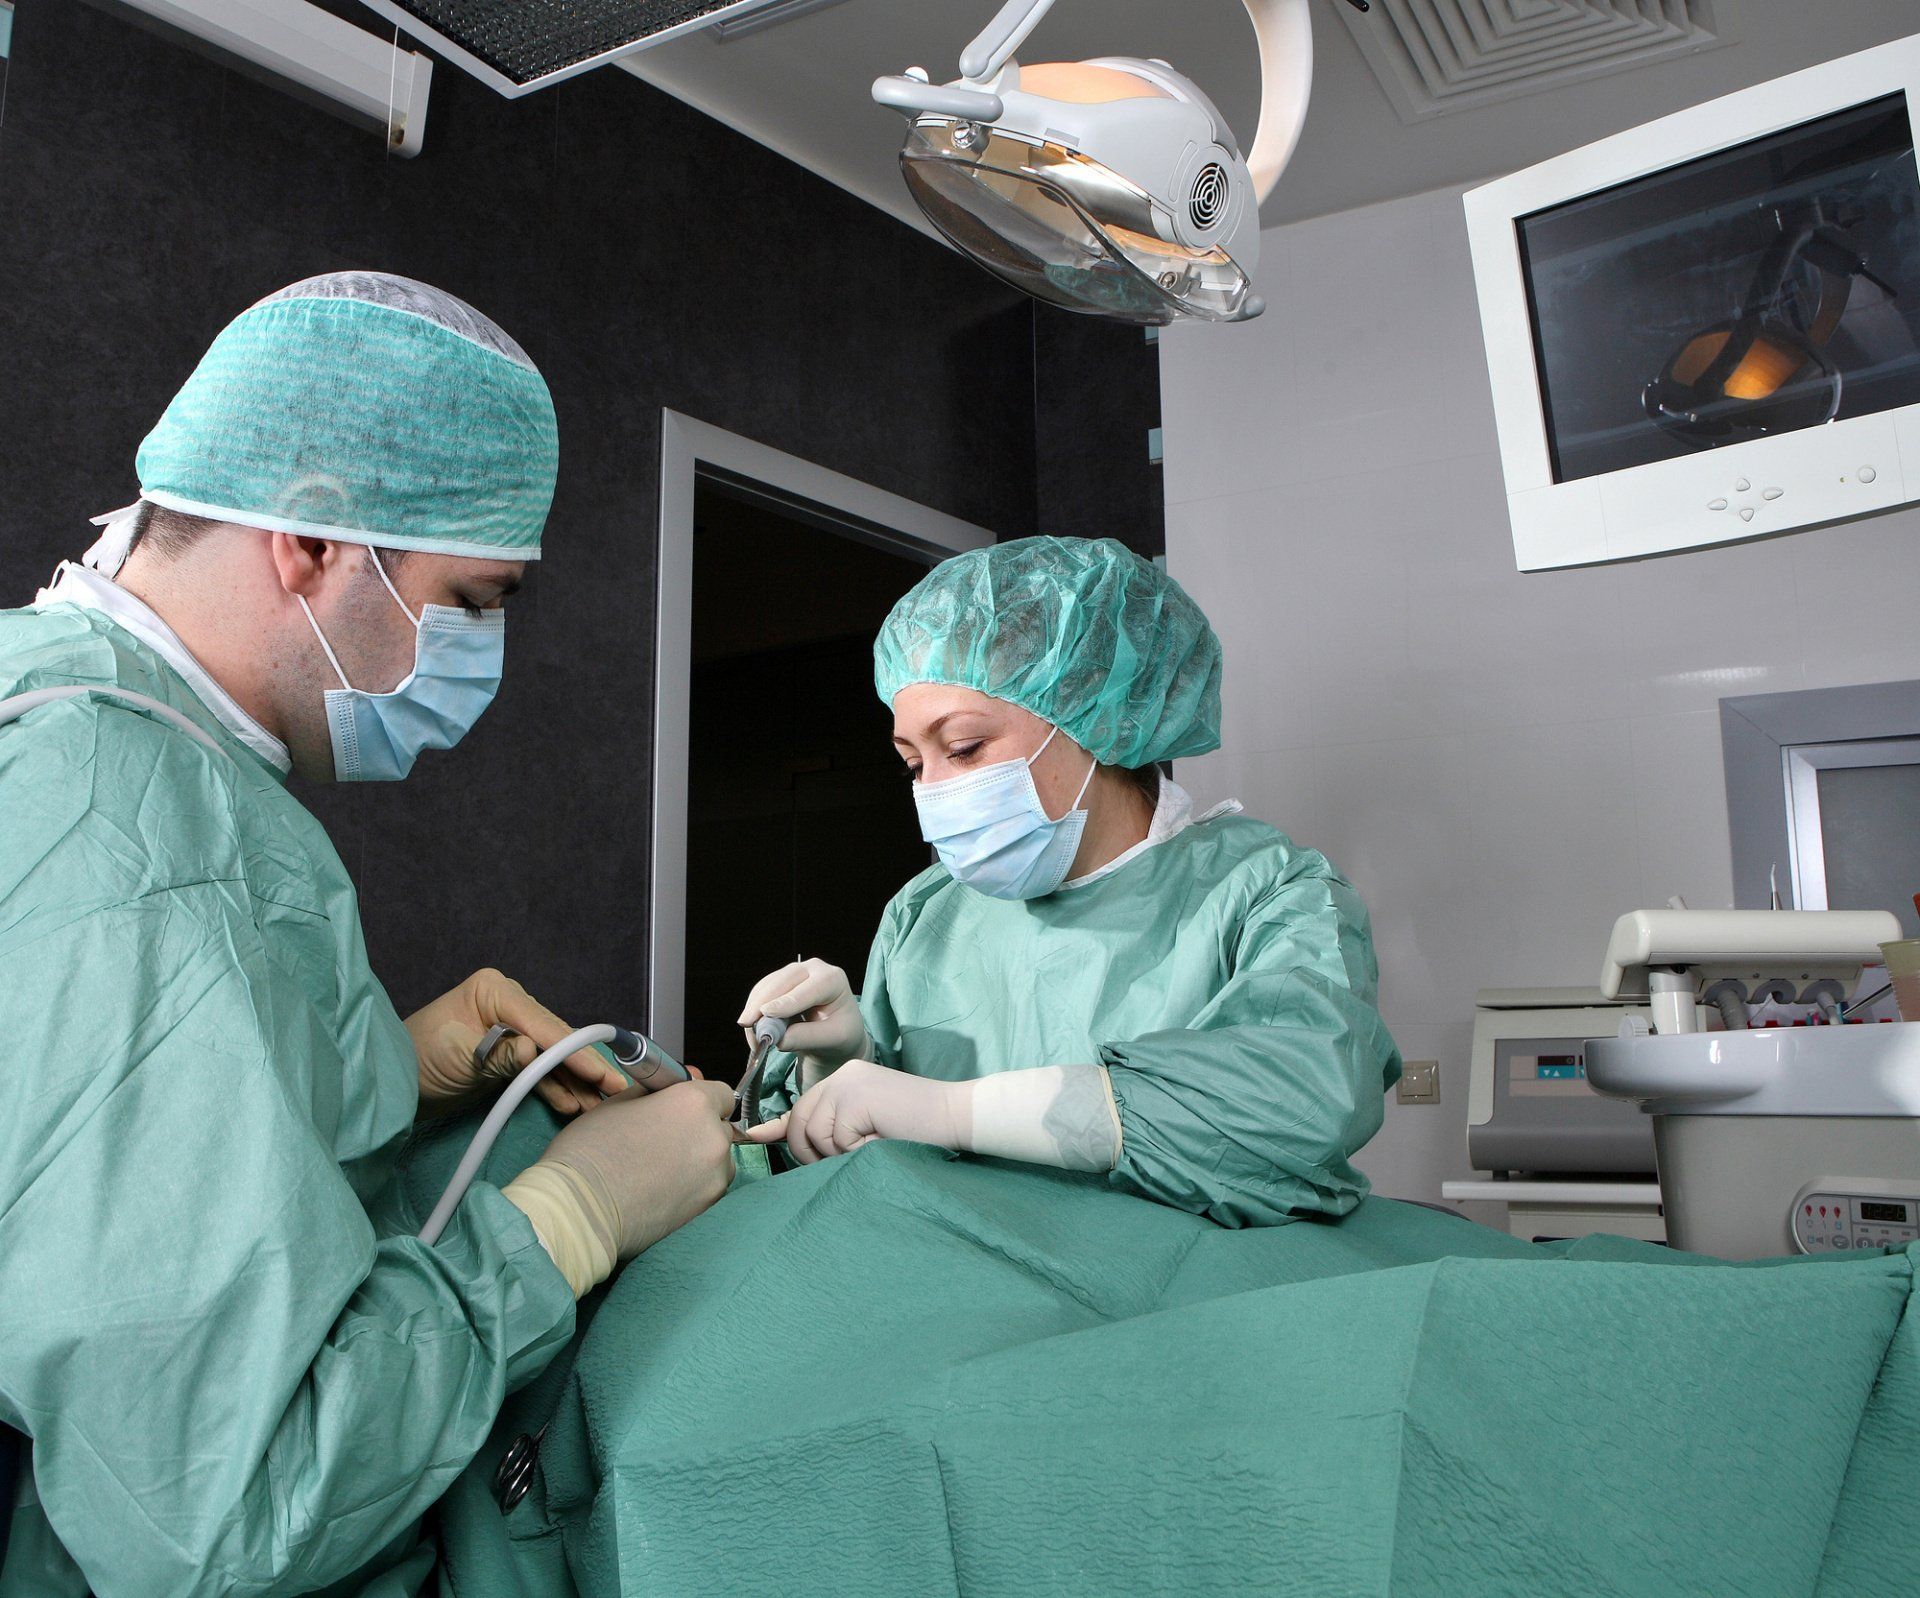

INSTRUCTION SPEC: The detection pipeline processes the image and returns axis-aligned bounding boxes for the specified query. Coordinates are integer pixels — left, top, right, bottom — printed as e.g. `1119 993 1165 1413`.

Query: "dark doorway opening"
682 477 936 1082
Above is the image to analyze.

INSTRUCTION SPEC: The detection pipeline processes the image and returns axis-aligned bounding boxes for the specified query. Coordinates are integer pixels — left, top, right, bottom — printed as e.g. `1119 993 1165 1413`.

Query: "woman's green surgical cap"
874 535 1224 768
135 273 558 560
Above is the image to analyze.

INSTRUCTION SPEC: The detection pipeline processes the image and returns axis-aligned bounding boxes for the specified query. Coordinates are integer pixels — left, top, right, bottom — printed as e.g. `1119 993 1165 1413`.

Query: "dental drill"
733 1014 790 1134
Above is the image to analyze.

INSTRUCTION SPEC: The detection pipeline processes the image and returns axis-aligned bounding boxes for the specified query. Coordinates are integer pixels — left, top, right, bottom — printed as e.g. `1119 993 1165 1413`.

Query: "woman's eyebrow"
895 712 990 748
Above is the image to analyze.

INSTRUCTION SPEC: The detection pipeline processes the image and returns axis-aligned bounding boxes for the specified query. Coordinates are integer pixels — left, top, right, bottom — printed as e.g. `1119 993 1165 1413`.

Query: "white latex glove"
747 1062 1123 1173
737 958 870 1079
745 1059 963 1164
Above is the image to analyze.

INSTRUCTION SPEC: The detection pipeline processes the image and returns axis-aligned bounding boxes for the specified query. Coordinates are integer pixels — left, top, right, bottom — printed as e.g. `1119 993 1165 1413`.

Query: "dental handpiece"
733 1014 790 1131
419 1024 692 1245
611 1029 692 1092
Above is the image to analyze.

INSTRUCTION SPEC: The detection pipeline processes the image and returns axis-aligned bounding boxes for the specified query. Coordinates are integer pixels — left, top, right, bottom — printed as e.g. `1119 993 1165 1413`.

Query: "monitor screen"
1517 93 1920 483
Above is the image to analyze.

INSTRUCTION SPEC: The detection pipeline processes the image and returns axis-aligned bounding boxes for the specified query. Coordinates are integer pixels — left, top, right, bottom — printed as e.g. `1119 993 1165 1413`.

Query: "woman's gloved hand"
408 967 631 1118
737 958 870 1080
748 1062 1123 1173
505 1079 737 1297
745 1059 965 1165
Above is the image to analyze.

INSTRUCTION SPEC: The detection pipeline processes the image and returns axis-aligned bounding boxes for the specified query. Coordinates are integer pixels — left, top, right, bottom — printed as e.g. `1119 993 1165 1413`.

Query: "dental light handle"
417 1022 666 1247
873 74 1003 121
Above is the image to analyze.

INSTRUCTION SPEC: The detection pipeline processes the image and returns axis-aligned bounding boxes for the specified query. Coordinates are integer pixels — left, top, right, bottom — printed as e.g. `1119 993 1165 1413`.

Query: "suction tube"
417 1024 683 1246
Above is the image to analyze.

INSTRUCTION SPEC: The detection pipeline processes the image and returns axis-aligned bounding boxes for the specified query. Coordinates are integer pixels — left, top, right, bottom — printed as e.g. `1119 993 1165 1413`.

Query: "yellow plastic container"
1883 939 1920 1023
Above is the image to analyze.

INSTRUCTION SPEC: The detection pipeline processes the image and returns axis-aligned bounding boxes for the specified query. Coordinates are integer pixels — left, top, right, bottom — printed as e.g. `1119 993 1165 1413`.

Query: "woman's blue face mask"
299 548 503 782
911 724 1097 900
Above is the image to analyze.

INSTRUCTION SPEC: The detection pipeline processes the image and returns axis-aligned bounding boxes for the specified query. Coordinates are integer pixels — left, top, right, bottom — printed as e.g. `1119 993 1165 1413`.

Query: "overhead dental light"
872 0 1312 325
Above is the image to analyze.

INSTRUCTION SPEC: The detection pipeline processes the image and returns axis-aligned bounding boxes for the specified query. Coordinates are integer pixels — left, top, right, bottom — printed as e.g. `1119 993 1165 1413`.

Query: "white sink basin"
1586 1023 1920 1117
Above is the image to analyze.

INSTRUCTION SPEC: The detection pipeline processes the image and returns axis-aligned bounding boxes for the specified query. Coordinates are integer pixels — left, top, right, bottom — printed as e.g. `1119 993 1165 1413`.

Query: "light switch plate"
1397 1060 1440 1105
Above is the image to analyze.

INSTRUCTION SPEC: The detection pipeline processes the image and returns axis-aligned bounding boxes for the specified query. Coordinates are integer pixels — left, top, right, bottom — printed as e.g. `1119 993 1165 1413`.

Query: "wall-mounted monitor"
1465 35 1920 571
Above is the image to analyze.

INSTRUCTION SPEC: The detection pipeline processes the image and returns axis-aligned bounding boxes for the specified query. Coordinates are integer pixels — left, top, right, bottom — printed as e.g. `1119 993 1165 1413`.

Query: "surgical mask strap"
366 546 418 624
299 595 355 692
1030 723 1097 819
1067 748 1097 813
298 546 416 693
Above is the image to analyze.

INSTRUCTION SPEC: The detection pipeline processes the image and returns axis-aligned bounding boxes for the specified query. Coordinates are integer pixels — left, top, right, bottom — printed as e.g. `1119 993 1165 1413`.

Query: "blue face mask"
299 548 504 782
912 724 1097 901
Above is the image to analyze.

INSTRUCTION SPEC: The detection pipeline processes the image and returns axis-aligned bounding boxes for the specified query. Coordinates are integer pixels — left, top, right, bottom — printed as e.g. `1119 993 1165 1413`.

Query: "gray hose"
418 1023 695 1245
418 1024 617 1245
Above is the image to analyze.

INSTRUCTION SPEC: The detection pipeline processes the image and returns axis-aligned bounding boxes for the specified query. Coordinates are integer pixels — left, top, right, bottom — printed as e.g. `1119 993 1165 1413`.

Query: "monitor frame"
1464 33 1920 571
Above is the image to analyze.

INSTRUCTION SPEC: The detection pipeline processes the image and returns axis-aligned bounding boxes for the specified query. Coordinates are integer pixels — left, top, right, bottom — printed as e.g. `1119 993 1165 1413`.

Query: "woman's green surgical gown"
763 800 1404 1227
0 605 575 1596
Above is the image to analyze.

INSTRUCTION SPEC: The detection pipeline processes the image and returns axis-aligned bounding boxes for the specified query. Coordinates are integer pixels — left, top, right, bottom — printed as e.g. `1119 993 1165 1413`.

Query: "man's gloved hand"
737 958 870 1080
504 1079 737 1297
745 1059 965 1165
408 967 631 1118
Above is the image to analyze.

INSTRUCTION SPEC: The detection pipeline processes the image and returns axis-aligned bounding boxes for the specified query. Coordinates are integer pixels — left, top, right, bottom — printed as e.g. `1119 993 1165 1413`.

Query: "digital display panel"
1859 1200 1910 1224
1518 94 1920 483
1507 1049 1593 1098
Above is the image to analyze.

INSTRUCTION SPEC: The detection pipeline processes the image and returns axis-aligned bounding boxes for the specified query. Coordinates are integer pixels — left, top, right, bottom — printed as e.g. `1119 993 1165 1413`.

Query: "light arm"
958 0 1058 82
1244 0 1313 203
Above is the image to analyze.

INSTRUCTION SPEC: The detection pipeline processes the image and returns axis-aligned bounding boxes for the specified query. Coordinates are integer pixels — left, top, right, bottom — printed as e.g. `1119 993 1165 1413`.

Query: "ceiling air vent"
1337 0 1727 124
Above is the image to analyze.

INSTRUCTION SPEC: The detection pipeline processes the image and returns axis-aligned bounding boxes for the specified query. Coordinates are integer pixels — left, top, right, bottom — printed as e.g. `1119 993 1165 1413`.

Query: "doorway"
682 484 933 1078
651 413 995 1072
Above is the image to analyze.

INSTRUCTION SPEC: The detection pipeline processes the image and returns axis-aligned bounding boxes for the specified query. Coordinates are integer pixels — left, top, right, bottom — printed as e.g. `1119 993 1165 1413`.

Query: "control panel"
1584 411 1911 566
1792 1177 1920 1254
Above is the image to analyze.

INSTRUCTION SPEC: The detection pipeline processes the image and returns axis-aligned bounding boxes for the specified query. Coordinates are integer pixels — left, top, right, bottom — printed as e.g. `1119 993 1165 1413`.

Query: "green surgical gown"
0 604 575 1597
762 806 1403 1226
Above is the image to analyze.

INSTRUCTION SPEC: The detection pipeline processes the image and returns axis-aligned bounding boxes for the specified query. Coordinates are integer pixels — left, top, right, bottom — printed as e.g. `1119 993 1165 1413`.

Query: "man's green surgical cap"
874 535 1223 768
135 273 558 560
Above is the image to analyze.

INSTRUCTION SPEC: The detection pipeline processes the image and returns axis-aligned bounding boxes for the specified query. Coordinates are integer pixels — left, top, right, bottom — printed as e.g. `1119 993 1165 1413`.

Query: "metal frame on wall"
1721 677 1920 914
649 410 996 1054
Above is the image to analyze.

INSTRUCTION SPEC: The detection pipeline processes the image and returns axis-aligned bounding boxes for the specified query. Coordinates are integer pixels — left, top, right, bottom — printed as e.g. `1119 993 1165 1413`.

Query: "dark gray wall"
0 0 1161 1024
1034 313 1164 556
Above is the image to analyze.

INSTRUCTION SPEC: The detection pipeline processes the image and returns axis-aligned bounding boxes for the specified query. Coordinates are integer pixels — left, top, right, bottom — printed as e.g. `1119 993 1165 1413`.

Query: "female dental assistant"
743 536 1403 1226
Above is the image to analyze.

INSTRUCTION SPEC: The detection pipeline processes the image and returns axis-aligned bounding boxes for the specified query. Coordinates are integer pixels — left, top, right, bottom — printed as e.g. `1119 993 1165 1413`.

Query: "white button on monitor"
1762 487 1783 500
1859 465 1878 483
1735 477 1750 491
1739 507 1755 521
1708 498 1728 511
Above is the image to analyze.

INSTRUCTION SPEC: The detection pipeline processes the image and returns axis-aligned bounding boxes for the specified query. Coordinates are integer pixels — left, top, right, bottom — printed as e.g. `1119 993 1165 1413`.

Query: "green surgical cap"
135 273 558 560
874 535 1223 768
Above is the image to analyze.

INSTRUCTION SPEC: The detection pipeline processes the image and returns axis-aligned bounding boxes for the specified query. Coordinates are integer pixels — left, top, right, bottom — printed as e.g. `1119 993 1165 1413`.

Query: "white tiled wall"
1159 184 1920 1220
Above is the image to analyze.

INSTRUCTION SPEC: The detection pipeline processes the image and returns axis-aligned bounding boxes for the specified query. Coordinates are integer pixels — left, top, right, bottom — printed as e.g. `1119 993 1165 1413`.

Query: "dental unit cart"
1585 909 1919 1260
1442 989 1664 1243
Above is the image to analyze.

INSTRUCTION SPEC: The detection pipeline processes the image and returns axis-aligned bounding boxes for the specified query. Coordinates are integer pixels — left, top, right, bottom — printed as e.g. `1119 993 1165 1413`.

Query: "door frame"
1720 677 1920 912
651 410 996 1054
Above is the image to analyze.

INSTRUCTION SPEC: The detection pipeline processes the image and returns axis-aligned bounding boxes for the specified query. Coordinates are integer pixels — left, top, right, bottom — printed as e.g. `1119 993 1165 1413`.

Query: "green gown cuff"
427 1181 578 1392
